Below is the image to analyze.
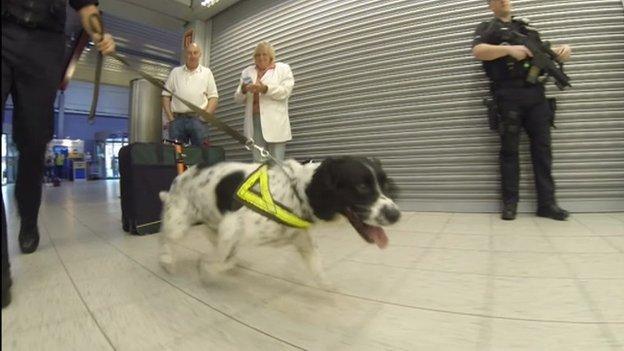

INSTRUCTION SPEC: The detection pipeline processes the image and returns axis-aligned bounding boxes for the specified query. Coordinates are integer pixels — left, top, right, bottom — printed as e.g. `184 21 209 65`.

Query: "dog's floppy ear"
314 157 343 190
305 158 343 220
367 157 383 172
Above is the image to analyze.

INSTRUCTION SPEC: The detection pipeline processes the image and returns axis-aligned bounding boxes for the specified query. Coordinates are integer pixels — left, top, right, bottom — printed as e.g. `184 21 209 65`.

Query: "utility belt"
483 84 557 131
2 12 64 32
491 79 536 90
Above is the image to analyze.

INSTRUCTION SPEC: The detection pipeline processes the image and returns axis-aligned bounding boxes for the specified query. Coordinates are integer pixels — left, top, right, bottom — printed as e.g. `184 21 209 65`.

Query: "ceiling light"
200 0 220 7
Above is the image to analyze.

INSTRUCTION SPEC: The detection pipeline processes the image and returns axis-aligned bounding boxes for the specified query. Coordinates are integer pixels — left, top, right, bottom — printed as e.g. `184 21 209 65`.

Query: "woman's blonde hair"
253 41 276 62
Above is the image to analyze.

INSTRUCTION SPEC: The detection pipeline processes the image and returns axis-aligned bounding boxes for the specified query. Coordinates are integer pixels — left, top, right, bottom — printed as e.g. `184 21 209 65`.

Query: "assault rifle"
500 27 571 90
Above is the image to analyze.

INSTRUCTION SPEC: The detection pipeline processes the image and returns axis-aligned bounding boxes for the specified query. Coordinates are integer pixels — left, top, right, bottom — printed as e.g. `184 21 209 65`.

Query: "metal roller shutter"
209 0 624 212
73 13 181 86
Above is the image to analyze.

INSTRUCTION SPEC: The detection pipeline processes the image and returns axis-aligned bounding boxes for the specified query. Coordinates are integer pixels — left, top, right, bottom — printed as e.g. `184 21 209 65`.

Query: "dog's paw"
315 279 335 291
159 255 176 274
198 261 223 282
197 261 223 277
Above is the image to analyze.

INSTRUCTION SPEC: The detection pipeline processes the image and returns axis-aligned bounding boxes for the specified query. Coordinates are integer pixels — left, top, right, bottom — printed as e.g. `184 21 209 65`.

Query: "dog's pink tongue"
344 208 389 249
367 226 389 249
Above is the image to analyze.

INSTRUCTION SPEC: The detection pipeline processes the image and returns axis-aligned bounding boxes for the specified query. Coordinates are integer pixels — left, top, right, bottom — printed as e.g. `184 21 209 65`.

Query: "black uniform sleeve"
472 21 495 48
69 0 99 11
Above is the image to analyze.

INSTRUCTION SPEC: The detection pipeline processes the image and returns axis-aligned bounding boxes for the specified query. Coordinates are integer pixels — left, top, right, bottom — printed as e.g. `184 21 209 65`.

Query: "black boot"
19 221 40 254
1 261 10 309
537 204 569 221
501 202 517 220
1 273 10 309
2 195 12 308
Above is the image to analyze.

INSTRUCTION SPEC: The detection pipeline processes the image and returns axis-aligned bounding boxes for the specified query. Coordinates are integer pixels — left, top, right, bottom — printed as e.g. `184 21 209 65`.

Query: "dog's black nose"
382 206 401 223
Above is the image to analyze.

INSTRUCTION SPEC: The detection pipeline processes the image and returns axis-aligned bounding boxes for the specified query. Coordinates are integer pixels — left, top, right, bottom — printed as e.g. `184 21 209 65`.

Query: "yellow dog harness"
235 164 312 229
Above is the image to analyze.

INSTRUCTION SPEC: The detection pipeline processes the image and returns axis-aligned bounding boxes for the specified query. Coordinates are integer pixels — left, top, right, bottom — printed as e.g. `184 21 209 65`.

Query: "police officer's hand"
552 44 572 62
93 33 116 56
507 45 533 61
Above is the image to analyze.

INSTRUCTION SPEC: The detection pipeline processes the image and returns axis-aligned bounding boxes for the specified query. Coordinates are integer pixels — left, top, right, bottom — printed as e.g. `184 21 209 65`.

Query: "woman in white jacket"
234 41 294 162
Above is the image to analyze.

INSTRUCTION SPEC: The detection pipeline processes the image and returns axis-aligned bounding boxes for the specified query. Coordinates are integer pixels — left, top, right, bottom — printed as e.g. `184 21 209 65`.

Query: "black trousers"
2 21 65 275
496 85 556 206
1 195 8 285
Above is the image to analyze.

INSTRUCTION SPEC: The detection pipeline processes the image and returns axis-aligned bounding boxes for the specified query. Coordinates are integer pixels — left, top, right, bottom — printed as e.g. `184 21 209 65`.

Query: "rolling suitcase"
119 143 225 235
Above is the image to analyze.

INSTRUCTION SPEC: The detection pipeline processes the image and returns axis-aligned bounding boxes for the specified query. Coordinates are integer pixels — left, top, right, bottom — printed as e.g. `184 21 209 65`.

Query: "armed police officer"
472 0 572 221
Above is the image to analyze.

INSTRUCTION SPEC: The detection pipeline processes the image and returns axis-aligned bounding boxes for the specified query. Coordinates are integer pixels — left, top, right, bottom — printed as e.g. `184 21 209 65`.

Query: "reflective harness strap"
235 164 312 230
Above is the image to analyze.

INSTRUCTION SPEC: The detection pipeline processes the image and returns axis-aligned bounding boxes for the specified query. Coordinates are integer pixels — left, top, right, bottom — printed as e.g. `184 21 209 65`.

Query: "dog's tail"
159 191 169 202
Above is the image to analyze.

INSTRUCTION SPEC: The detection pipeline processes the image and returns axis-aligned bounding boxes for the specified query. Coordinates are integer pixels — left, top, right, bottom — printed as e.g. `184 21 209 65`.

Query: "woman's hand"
246 83 268 94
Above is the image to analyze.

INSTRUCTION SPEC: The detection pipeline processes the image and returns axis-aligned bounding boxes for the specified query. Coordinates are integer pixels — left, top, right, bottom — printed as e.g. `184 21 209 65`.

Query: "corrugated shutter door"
209 0 624 212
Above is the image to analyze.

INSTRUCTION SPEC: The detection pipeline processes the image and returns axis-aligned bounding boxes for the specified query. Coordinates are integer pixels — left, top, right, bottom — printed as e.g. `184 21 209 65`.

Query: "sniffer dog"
158 156 401 287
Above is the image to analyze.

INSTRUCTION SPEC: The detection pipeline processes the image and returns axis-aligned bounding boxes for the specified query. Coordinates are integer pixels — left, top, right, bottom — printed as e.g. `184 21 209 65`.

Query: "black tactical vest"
2 0 67 32
480 18 533 85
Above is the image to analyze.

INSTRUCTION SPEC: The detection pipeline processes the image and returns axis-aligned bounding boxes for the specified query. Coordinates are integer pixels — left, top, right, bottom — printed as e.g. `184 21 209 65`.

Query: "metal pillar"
57 91 65 138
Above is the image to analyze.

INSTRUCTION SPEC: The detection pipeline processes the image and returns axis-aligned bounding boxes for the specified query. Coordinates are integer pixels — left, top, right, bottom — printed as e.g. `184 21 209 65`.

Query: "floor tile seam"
64 262 157 283
607 214 624 224
541 234 623 350
37 213 118 351
573 217 624 254
476 234 495 351
57 205 309 351
370 217 449 284
321 217 448 275
87 291 232 339
68 267 167 285
393 228 622 238
83 287 194 316
172 236 368 271
156 326 249 351
322 224 451 347
71 283 168 313
7 267 66 283
600 236 624 254
324 244 381 271
385 244 621 254
5 279 76 295
110 255 309 351
102 234 411 276
343 258 624 280
235 264 624 325
2 311 95 336
46 195 620 346
232 216 442 289
241 219 621 325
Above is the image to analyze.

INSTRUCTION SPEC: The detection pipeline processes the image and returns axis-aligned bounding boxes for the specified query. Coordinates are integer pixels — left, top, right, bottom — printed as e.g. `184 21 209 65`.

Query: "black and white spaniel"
158 156 401 287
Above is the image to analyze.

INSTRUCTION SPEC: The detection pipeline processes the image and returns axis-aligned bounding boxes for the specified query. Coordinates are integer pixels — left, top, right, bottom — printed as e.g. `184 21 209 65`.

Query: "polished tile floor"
2 180 623 351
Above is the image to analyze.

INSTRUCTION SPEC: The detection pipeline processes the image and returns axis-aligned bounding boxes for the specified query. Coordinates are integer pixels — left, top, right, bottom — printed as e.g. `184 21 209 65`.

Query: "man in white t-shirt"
162 43 218 146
